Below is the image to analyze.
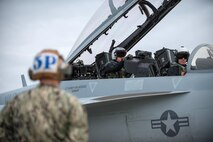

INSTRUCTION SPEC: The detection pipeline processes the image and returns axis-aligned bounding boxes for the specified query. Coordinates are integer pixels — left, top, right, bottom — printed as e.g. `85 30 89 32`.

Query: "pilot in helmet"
101 47 128 78
168 46 190 76
176 46 190 66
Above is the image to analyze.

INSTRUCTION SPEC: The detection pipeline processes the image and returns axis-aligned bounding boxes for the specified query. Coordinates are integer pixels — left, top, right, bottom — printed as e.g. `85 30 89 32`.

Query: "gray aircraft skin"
0 0 213 141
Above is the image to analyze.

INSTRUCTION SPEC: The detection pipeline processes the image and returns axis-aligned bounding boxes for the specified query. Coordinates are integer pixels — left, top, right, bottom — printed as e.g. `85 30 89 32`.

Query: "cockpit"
63 0 213 80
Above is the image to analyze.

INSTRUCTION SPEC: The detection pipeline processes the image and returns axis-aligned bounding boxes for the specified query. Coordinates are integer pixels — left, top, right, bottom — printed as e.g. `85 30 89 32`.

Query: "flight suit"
106 68 127 78
0 85 88 142
100 60 130 78
167 65 186 76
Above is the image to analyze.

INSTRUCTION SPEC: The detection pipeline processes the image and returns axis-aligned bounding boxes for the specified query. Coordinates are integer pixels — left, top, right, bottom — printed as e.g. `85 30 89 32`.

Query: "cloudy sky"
0 0 212 94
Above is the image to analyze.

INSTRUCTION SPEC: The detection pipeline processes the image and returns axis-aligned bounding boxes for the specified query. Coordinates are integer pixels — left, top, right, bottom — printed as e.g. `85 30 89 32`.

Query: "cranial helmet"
112 47 127 59
29 49 69 81
177 46 190 60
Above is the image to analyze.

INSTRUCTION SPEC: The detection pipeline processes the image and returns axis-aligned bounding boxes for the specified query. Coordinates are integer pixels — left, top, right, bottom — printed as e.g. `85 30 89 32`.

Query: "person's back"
0 85 87 142
0 49 88 142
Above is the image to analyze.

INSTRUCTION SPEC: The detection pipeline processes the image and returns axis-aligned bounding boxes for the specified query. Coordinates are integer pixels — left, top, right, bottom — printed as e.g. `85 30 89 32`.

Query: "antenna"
21 74 27 87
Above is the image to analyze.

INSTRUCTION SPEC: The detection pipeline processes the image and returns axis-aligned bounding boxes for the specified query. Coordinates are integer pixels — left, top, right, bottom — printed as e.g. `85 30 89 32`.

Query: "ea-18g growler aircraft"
1 0 213 141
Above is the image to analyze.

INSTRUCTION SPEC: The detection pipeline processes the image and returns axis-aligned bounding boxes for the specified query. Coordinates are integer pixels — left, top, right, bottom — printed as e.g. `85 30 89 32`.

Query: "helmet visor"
177 52 189 60
116 50 126 57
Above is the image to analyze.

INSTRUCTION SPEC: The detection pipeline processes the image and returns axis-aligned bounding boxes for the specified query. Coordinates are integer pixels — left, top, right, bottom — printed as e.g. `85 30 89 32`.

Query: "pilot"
168 46 190 76
0 49 88 142
100 47 128 78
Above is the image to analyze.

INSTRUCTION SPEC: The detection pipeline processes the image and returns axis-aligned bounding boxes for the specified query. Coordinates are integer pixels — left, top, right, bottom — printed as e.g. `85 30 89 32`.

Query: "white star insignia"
162 112 178 133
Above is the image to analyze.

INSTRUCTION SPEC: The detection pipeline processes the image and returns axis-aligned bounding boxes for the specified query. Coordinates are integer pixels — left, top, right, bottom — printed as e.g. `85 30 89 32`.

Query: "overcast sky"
0 0 213 94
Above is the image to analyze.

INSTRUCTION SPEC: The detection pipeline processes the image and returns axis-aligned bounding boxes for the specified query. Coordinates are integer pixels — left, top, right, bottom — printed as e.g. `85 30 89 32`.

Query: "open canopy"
66 0 181 64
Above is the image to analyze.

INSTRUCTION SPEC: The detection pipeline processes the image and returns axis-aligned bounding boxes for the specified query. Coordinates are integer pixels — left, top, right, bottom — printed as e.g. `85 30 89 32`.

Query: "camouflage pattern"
167 65 187 76
0 85 88 142
101 60 131 78
106 68 130 78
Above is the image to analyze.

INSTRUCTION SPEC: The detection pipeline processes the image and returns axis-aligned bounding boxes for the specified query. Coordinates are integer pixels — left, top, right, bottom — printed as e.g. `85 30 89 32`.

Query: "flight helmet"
176 46 190 61
29 49 69 81
112 47 127 59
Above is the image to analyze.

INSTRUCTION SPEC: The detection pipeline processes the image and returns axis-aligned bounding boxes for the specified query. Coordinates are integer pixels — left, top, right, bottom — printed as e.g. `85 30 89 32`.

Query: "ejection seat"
124 50 159 77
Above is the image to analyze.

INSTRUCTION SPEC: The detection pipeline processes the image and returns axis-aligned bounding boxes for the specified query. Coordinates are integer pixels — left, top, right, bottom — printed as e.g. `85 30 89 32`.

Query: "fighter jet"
0 0 213 141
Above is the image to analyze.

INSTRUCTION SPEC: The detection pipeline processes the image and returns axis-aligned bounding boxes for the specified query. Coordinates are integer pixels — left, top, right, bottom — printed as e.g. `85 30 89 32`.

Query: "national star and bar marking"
151 110 189 137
